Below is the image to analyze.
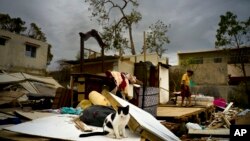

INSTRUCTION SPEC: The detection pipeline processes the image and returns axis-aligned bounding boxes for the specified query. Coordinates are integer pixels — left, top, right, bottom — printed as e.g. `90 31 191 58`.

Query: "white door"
159 65 169 104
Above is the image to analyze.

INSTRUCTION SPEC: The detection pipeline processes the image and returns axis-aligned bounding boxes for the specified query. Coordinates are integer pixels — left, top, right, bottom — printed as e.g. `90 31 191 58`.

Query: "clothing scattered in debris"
60 107 82 115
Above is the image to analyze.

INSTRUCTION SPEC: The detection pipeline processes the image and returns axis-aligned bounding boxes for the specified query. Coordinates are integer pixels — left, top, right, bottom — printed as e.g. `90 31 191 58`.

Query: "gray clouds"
0 0 249 68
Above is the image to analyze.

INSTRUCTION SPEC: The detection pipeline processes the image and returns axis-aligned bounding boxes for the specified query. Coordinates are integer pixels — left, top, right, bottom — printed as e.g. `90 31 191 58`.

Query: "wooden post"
143 31 146 62
70 76 74 107
102 46 104 72
79 33 84 73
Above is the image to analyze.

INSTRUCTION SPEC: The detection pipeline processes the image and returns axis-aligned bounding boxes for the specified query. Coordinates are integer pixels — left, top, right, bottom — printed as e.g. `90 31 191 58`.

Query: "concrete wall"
191 85 229 100
228 64 250 77
118 60 134 75
122 53 168 66
0 30 49 75
178 50 229 85
177 49 250 104
191 63 228 85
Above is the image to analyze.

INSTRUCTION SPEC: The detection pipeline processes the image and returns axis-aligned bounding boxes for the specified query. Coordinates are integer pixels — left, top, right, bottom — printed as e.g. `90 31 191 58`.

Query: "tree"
145 20 170 57
47 44 53 65
0 13 27 34
28 23 47 42
215 11 250 106
75 50 88 60
84 0 142 55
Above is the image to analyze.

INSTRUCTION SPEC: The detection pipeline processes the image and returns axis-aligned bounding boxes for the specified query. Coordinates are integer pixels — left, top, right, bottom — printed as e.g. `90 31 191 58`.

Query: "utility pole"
143 31 146 62
79 33 84 73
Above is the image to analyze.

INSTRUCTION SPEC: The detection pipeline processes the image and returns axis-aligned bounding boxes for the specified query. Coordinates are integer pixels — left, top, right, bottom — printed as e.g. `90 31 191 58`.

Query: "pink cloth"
213 98 227 108
105 71 129 97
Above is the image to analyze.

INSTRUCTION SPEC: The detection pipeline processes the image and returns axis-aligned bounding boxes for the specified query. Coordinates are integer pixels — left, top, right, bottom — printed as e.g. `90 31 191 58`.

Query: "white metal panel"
110 93 180 141
0 73 23 84
4 114 140 141
159 65 169 104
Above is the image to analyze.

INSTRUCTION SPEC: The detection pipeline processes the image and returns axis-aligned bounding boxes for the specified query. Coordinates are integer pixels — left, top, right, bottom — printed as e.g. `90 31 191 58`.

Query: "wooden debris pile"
207 102 242 129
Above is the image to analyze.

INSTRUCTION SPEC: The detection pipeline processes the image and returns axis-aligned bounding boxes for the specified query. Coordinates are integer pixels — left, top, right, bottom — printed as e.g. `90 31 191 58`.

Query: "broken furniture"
69 73 115 105
51 87 72 109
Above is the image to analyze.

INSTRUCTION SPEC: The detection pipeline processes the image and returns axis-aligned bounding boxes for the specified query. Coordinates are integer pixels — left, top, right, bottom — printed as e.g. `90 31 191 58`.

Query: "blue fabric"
60 107 82 115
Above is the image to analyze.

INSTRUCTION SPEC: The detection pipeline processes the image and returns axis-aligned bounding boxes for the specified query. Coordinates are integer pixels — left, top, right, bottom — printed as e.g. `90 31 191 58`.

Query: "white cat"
79 105 130 139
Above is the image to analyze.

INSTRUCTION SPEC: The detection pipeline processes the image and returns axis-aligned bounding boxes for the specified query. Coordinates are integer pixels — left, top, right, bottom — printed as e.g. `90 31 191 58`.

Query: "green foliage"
101 23 129 54
0 13 47 42
215 11 250 106
75 51 88 60
0 13 27 34
145 20 170 57
84 0 142 55
228 83 249 108
47 44 53 65
215 11 250 48
169 66 185 92
28 23 47 42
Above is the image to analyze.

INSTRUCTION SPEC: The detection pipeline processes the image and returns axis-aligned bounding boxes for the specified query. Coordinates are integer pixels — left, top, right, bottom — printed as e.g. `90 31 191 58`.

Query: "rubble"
208 103 241 129
0 72 63 108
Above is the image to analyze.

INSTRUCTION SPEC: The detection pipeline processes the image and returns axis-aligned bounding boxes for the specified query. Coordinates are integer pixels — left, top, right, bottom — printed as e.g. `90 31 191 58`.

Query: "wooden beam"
188 128 229 136
223 102 233 113
221 115 231 128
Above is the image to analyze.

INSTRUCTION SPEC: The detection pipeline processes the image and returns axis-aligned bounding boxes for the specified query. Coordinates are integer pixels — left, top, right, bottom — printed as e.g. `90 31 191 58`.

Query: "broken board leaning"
0 91 24 105
102 90 180 141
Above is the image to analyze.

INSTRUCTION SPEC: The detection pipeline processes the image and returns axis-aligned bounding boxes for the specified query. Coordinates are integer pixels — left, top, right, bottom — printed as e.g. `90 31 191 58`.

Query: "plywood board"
14 110 57 120
188 128 229 135
102 90 180 141
0 91 24 105
157 106 204 118
0 130 51 141
4 114 140 141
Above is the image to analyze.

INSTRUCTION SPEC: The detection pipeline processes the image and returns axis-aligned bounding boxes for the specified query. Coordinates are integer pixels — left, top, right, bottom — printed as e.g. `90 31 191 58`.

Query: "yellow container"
88 91 111 106
77 99 92 110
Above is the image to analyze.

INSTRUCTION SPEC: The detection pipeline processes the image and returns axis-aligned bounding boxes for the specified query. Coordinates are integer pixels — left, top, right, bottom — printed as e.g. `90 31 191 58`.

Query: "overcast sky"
0 0 249 70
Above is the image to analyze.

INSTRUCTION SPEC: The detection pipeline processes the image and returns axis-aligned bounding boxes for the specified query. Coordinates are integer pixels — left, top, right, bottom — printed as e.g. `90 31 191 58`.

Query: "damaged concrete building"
0 29 50 75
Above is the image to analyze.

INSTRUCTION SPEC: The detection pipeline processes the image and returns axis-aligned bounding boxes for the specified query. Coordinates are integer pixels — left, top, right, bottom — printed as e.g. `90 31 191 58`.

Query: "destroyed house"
62 53 171 107
0 29 50 75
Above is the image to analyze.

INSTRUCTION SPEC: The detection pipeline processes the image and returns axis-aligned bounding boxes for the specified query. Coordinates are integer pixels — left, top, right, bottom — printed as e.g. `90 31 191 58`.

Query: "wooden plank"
208 122 224 129
51 87 71 109
223 102 233 113
221 115 231 128
0 91 24 105
102 90 180 141
157 106 204 118
188 128 229 135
